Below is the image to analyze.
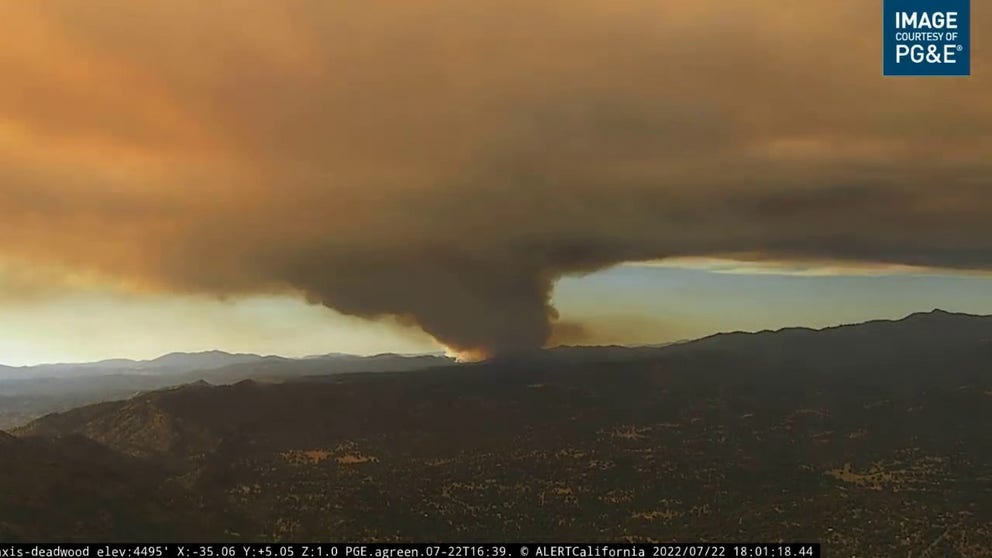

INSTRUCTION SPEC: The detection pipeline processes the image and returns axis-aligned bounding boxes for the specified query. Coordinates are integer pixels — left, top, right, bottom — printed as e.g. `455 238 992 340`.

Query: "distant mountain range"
3 309 990 430
3 309 991 550
7 308 983 377
0 350 449 380
0 351 265 381
0 351 456 429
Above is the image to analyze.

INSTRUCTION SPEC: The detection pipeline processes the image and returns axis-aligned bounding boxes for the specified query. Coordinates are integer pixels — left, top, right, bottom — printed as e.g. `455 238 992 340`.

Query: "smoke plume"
1 0 990 355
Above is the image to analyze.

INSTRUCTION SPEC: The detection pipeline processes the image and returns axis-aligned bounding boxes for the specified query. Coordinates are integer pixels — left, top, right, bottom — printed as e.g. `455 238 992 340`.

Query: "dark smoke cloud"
1 0 990 355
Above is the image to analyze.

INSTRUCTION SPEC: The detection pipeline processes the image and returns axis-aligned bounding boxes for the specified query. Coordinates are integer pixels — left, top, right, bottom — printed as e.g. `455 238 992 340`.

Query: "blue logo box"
883 0 970 76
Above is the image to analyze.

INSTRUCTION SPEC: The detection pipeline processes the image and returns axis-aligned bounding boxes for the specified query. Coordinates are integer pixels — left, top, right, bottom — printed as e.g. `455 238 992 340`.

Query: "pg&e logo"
883 0 970 76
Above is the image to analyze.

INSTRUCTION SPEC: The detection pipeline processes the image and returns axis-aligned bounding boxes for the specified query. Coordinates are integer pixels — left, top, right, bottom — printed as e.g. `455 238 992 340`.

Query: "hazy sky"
1 1 990 364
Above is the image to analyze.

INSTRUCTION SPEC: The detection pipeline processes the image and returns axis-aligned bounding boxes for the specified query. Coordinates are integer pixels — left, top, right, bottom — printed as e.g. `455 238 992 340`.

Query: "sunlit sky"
1 1 989 364
3 260 991 366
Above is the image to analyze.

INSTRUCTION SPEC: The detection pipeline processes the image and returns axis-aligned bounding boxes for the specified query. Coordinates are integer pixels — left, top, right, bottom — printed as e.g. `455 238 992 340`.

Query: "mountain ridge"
17 308 992 449
4 309 990 432
696 308 989 339
5 308 987 371
0 352 455 430
5 308 991 550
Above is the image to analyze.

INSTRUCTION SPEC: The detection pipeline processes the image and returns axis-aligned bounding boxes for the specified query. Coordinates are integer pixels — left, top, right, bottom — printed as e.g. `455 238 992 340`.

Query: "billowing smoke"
1 0 990 356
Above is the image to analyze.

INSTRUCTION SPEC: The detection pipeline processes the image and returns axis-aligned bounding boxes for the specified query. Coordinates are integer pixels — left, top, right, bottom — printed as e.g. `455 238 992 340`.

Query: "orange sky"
1 1 990 360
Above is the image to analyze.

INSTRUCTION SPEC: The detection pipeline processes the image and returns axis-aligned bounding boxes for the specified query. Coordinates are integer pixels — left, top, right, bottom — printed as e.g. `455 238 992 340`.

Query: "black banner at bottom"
0 543 820 558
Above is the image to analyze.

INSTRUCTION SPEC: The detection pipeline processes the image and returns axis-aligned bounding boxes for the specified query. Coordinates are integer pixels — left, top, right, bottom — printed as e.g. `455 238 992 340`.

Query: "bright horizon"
4 259 992 366
1 0 990 365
